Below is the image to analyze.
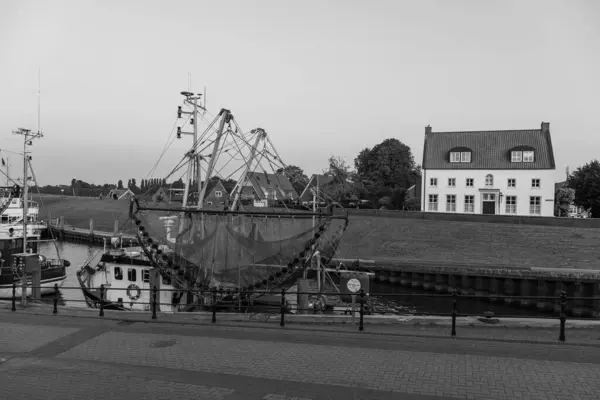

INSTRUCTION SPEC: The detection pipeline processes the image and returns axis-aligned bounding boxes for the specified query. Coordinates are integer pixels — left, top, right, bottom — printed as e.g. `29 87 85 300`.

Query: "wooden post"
113 220 119 234
89 218 95 243
59 216 65 241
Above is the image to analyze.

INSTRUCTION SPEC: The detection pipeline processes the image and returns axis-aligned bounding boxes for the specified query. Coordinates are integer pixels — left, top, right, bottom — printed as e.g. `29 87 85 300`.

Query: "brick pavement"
1 314 600 399
55 330 600 399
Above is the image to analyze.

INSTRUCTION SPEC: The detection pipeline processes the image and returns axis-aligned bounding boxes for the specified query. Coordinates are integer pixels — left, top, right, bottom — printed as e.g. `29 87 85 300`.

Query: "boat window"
114 267 123 280
127 268 137 282
142 269 150 283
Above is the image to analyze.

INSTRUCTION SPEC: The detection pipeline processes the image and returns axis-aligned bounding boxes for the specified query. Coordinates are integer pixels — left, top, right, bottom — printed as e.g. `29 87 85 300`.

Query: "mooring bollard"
359 289 365 331
151 285 158 320
11 283 16 312
280 288 286 327
451 291 457 338
559 291 567 342
53 284 59 314
211 287 217 324
99 284 105 317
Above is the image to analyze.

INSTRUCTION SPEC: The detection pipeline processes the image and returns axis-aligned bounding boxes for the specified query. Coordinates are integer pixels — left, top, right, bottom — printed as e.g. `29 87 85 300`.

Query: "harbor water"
38 242 540 316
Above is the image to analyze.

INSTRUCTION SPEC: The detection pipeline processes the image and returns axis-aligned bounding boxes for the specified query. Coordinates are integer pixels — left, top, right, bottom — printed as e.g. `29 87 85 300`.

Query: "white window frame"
429 178 438 187
446 195 456 212
460 152 471 162
507 178 516 188
448 178 456 187
511 151 523 162
529 196 541 215
523 151 534 162
214 191 223 197
428 194 438 211
485 174 494 187
464 195 474 213
505 196 517 214
531 178 540 188
466 178 474 187
450 152 461 163
207 201 213 205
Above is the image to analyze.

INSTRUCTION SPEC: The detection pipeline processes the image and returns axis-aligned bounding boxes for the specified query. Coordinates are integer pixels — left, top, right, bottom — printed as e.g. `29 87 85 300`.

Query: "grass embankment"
36 194 600 270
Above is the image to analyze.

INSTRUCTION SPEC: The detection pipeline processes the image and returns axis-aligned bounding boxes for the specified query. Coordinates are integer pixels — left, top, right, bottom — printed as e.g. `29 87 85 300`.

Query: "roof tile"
423 125 556 170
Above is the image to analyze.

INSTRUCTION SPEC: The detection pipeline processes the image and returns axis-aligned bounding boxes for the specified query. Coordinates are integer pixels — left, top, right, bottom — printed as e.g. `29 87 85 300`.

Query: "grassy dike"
35 194 600 271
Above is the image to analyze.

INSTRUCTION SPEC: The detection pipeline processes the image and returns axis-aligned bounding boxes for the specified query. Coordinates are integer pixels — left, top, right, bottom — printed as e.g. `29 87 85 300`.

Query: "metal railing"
6 283 600 343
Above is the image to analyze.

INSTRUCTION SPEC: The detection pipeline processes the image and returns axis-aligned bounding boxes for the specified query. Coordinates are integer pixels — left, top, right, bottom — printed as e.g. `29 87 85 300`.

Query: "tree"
117 180 123 189
354 138 417 189
276 165 309 196
319 156 359 202
554 186 575 217
568 159 600 217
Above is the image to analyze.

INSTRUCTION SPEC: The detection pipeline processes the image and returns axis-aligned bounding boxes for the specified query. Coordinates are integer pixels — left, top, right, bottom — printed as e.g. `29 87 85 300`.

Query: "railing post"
11 283 16 312
559 290 567 342
359 289 365 331
151 285 157 320
211 287 217 324
53 283 59 314
99 284 105 317
280 288 286 327
451 291 457 338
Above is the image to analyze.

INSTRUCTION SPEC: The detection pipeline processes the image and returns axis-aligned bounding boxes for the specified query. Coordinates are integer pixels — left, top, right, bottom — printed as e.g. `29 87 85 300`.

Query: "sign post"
347 277 361 320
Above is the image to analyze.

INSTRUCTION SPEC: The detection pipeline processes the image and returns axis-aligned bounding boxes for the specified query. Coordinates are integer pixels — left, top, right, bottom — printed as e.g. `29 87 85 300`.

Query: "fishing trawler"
0 128 69 298
77 90 349 313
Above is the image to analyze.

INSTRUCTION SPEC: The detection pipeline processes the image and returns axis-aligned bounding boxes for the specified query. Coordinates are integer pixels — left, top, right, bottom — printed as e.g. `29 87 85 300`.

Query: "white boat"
0 104 69 298
0 187 47 238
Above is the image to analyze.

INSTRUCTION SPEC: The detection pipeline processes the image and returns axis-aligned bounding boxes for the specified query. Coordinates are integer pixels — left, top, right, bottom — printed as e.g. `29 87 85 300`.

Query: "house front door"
482 201 495 215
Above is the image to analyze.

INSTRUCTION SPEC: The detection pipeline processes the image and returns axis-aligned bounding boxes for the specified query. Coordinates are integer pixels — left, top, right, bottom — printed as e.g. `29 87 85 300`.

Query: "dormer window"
510 147 535 163
449 147 472 163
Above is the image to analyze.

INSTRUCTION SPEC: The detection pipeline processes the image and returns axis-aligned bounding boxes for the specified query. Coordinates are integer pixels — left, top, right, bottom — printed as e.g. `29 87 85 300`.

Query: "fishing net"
135 207 347 289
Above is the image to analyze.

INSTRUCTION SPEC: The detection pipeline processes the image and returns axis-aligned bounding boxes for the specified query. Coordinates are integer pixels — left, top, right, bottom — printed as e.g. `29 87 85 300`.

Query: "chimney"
566 165 569 180
425 125 432 135
541 121 550 133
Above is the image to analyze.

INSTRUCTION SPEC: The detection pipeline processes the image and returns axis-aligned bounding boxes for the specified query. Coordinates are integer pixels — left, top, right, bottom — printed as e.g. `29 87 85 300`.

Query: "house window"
207 201 213 205
531 179 540 188
466 178 474 187
428 194 438 211
446 195 456 212
464 195 474 213
429 178 438 187
530 196 541 215
142 269 150 283
507 178 516 188
114 267 123 281
511 151 523 162
214 191 222 197
523 151 534 162
485 174 493 187
505 196 517 214
450 151 471 163
127 268 137 282
482 193 496 201
448 178 456 187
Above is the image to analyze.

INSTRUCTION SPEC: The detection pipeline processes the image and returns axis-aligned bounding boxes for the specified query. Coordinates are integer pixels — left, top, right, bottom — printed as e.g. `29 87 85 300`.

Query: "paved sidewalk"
1 313 600 399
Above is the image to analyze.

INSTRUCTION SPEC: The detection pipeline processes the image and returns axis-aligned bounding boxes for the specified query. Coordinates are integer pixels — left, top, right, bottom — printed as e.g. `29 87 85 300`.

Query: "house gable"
299 174 335 201
422 122 556 170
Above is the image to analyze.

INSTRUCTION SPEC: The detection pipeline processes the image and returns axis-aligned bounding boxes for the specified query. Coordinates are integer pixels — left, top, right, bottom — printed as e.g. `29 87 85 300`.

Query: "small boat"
0 185 47 239
0 123 69 298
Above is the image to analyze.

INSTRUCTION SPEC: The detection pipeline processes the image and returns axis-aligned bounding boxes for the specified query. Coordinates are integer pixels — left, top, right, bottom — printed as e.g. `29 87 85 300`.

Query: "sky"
0 0 599 186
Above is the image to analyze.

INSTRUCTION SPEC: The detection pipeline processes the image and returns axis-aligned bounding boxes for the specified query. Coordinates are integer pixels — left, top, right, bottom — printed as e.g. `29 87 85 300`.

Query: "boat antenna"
37 68 41 135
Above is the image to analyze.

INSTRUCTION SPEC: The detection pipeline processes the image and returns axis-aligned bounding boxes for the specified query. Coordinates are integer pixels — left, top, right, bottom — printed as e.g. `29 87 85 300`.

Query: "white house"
421 122 556 217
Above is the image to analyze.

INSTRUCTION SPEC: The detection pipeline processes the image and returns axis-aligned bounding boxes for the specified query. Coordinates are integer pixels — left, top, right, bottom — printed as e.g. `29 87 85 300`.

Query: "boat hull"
0 274 66 298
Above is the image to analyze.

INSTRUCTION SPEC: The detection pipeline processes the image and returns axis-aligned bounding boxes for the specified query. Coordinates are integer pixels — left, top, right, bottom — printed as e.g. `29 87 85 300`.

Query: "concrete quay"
2 310 600 399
